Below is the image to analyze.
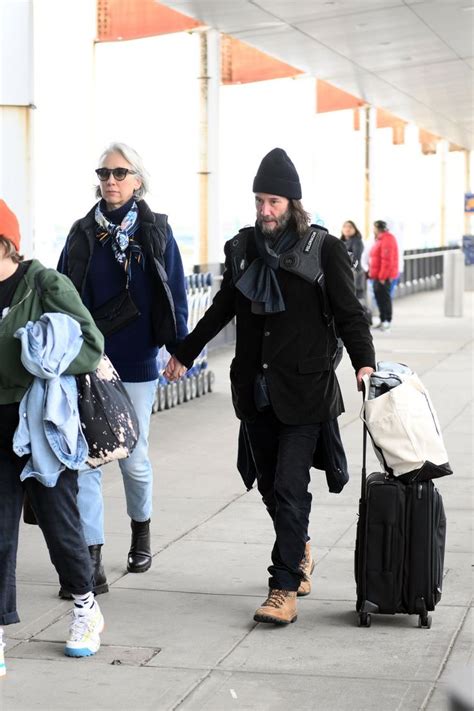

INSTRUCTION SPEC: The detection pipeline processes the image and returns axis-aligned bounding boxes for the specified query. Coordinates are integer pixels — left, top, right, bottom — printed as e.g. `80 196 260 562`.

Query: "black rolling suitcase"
355 424 447 628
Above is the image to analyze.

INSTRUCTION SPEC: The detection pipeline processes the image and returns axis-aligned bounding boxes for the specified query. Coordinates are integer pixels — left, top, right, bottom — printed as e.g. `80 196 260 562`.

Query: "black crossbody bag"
91 277 140 337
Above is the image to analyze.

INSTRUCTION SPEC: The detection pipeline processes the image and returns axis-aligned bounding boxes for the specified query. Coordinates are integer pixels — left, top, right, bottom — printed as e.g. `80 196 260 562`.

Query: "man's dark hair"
289 200 312 237
374 220 388 232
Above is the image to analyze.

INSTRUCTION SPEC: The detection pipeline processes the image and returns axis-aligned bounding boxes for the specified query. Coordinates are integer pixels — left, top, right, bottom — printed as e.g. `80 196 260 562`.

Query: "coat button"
264 331 270 337
262 363 269 369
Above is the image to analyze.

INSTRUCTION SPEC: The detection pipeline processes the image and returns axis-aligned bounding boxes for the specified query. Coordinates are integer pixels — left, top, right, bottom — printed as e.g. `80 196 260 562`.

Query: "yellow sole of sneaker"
253 613 298 625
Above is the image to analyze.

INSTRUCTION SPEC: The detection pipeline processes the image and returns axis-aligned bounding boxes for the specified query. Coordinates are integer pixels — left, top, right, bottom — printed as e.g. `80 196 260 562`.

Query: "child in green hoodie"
0 200 106 673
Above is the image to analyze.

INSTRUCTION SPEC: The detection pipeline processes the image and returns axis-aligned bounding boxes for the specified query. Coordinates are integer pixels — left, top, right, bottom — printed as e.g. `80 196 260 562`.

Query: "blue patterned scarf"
95 201 144 277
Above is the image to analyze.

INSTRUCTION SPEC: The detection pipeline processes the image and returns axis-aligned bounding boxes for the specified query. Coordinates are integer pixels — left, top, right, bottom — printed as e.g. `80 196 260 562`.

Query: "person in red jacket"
369 220 399 332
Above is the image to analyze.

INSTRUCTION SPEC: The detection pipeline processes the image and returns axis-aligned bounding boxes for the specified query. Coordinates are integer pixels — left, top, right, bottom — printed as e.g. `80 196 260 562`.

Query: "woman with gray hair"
58 143 188 593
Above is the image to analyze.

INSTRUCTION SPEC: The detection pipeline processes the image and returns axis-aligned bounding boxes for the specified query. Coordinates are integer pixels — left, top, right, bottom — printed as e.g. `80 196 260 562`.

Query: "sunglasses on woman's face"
95 167 137 181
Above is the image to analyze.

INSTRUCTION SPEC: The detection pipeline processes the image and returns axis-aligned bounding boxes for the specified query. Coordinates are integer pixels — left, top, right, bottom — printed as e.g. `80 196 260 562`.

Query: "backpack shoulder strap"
279 225 327 285
279 225 335 322
226 227 252 283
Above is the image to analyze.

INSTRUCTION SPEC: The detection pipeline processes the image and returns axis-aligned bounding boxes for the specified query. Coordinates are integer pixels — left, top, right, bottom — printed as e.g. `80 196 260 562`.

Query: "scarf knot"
95 201 145 277
235 224 298 314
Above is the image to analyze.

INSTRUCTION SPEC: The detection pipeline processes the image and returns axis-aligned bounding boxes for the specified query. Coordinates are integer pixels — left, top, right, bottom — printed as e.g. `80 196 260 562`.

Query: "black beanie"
252 148 302 200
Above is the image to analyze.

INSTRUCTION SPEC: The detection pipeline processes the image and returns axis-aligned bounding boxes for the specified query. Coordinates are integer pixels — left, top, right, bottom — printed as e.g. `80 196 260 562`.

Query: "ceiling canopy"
160 0 474 149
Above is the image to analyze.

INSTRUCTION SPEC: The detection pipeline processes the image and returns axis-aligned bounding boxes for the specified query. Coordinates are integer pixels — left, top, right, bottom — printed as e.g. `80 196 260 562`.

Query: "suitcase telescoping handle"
361 379 368 500
362 418 368 499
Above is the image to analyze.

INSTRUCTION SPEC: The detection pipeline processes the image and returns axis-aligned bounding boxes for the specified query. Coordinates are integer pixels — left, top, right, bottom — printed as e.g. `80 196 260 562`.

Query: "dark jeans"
373 279 393 323
0 403 93 626
244 408 320 591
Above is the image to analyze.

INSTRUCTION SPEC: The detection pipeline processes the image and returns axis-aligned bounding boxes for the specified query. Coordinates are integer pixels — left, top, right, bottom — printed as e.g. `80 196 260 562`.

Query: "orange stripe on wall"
376 109 407 145
221 35 303 85
97 0 202 42
419 128 441 155
316 79 364 113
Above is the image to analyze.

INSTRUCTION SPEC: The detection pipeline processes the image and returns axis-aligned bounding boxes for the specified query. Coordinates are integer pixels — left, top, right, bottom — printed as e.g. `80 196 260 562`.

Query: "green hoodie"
0 259 104 404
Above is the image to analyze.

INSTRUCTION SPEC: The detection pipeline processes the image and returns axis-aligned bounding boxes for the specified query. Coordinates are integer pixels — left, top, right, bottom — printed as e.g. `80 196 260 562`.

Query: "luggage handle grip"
361 381 368 498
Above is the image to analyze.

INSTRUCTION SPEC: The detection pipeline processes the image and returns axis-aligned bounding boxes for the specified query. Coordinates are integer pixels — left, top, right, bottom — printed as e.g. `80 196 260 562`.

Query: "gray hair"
95 142 150 200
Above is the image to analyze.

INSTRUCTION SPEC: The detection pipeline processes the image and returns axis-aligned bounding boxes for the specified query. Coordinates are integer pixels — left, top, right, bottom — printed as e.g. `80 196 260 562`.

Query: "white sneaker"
64 602 104 658
381 321 391 332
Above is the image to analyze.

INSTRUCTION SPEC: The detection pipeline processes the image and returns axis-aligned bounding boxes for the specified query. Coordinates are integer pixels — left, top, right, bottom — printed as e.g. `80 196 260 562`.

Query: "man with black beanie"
166 148 375 625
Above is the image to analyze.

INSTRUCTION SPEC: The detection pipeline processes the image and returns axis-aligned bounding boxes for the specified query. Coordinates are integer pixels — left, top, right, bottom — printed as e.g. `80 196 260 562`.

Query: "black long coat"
174 229 375 425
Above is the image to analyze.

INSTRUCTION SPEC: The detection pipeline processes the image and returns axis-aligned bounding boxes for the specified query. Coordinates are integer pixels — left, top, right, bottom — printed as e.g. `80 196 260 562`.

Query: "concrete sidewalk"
1 290 473 711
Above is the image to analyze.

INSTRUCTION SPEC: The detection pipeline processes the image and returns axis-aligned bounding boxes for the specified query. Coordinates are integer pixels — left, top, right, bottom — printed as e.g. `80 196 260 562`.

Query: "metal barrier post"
444 250 464 317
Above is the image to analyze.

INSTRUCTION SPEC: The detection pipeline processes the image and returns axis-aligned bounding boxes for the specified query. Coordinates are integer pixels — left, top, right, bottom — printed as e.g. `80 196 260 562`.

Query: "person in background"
58 143 188 593
340 220 365 299
0 201 106 670
369 220 399 332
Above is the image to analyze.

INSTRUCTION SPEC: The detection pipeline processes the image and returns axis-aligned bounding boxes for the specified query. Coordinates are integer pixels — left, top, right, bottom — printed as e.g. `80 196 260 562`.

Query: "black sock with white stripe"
72 591 95 613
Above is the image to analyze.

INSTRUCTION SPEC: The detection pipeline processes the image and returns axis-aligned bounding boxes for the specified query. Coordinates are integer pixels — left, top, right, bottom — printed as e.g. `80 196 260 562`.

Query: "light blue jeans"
77 379 158 546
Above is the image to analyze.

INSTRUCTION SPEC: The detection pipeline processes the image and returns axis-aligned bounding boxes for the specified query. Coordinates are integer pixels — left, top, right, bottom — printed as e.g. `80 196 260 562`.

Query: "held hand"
164 355 187 382
357 366 374 392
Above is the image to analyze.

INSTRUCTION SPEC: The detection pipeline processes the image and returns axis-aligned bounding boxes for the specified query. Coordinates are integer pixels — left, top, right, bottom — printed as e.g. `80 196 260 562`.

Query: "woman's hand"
164 355 187 382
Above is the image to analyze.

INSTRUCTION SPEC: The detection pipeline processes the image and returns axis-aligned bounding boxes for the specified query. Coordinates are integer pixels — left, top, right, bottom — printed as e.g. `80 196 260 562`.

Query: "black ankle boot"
127 519 152 573
58 544 109 599
89 544 109 594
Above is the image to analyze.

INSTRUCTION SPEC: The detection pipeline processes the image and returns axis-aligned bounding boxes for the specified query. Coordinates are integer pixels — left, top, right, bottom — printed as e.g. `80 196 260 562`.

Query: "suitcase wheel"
418 614 432 629
358 613 371 628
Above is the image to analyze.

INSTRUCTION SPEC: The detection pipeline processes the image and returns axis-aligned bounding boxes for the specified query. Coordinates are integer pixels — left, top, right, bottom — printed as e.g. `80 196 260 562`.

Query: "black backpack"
227 226 344 368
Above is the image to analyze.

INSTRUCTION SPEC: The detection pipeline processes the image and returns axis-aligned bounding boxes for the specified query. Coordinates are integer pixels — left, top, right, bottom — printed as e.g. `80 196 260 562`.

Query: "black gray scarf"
235 223 298 314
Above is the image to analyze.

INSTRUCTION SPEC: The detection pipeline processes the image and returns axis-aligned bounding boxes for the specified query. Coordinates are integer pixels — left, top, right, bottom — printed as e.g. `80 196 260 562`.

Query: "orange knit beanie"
0 200 21 252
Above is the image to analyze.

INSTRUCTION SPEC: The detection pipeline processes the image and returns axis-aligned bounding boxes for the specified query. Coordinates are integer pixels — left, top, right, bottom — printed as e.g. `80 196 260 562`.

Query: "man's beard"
257 209 291 238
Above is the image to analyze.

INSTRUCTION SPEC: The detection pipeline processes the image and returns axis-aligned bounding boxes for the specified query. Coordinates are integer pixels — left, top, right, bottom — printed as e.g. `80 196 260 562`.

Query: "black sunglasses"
95 167 137 181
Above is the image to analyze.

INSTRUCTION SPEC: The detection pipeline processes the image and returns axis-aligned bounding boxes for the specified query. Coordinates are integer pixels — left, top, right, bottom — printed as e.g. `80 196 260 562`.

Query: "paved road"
1 289 472 710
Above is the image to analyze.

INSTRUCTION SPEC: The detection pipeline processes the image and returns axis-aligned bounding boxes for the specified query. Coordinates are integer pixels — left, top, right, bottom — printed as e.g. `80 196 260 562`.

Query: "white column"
438 139 449 247
32 0 96 265
465 149 473 237
198 29 221 267
362 105 376 239
0 0 34 255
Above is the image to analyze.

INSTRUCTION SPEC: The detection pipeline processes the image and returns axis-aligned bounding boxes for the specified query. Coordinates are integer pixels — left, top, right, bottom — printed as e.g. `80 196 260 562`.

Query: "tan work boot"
254 589 298 625
297 542 315 597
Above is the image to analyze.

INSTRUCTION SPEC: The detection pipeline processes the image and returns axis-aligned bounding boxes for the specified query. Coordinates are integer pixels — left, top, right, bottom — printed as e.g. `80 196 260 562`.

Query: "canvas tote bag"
361 370 452 483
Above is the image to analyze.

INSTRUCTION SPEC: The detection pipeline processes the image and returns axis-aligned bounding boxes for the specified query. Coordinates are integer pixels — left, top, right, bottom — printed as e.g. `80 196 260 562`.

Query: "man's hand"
356 366 374 392
164 355 187 382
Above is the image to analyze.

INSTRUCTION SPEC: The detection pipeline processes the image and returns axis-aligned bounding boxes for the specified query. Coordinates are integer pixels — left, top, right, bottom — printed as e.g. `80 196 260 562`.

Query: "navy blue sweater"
62 199 188 382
